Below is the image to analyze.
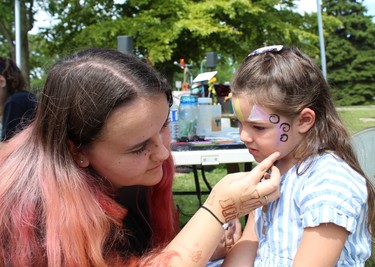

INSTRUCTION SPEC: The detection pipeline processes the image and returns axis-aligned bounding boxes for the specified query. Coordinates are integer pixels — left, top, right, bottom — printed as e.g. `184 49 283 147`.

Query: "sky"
31 1 375 34
297 0 375 17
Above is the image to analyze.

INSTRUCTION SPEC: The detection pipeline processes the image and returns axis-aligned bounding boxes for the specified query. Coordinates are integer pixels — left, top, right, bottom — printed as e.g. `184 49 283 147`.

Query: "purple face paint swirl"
279 122 290 132
279 122 290 142
269 114 280 124
280 134 288 142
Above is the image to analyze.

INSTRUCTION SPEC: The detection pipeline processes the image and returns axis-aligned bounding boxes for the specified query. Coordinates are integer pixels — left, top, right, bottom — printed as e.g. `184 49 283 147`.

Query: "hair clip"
247 45 283 58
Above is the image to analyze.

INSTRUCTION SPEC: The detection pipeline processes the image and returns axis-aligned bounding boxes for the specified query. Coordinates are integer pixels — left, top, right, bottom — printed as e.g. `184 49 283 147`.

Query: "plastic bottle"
196 97 213 137
178 95 198 141
169 102 179 142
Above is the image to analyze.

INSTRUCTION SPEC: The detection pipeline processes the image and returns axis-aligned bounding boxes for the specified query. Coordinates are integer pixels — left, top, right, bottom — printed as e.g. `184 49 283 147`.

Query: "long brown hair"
231 45 375 238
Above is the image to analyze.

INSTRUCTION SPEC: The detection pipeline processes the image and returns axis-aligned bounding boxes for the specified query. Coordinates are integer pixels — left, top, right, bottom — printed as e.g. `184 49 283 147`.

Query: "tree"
0 0 36 85
323 0 375 105
0 0 326 92
37 0 317 85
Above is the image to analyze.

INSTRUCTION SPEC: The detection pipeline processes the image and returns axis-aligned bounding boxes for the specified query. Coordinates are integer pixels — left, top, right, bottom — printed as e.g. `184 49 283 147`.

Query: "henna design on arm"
219 188 265 221
238 189 264 216
206 190 215 205
189 250 203 263
219 198 237 222
172 243 203 264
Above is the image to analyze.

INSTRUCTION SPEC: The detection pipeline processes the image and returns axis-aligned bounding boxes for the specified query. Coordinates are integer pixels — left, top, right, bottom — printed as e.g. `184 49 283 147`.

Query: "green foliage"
324 0 375 105
2 0 374 105
0 0 17 56
0 0 35 81
31 0 317 84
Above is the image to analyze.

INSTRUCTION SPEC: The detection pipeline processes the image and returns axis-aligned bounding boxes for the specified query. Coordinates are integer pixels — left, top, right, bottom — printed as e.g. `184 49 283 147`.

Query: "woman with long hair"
0 47 281 266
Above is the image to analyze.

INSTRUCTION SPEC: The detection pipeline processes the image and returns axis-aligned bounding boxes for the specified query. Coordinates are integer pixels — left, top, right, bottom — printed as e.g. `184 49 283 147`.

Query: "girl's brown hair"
231 46 375 238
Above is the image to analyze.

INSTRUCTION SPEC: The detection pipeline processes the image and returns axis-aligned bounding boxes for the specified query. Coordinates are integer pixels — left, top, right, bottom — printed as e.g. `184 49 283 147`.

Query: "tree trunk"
20 1 31 86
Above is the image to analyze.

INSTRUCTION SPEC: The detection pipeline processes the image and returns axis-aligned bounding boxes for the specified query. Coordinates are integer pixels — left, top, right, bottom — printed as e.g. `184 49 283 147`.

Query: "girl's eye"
254 125 266 131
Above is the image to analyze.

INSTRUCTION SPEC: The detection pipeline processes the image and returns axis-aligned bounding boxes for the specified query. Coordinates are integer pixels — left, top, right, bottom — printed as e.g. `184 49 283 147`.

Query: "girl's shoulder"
307 152 357 175
301 152 367 196
296 152 369 236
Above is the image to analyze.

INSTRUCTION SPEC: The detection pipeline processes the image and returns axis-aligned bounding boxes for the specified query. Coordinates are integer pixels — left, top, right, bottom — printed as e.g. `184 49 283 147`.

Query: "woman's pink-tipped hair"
0 130 180 266
148 155 180 246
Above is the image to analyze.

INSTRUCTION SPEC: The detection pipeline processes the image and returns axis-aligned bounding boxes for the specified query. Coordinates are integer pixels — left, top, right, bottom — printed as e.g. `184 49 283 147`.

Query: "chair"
351 127 375 185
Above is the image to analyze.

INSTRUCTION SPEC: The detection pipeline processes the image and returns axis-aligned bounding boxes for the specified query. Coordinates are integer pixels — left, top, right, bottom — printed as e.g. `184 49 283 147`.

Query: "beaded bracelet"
201 205 229 230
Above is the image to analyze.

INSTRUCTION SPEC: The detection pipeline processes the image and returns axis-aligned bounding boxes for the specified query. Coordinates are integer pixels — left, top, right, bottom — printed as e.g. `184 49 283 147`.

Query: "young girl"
0 47 281 266
223 45 374 266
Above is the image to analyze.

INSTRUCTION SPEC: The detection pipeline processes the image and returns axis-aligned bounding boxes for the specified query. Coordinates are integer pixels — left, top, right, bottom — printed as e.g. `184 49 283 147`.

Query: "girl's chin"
252 154 266 163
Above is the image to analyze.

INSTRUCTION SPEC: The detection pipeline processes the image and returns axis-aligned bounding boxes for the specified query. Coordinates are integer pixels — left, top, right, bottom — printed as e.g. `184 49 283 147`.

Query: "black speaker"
117 36 133 54
206 52 217 68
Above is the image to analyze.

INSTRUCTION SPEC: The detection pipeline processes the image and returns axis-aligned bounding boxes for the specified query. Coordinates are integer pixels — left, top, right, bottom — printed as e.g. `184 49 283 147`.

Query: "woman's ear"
298 108 315 133
67 140 89 168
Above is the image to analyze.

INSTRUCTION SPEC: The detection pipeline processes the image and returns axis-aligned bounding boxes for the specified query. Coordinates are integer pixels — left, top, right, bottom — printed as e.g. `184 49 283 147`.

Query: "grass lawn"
337 106 375 135
172 105 375 265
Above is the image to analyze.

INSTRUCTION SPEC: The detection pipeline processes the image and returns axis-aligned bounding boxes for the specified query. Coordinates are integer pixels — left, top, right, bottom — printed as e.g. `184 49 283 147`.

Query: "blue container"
169 103 179 142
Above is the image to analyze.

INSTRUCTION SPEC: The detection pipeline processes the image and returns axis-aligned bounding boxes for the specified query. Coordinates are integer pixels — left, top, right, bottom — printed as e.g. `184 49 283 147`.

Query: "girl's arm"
293 223 348 267
221 212 259 267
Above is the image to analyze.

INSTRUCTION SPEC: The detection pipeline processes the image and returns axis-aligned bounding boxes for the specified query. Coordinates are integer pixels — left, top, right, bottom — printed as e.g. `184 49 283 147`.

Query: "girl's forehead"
248 105 271 122
233 96 273 122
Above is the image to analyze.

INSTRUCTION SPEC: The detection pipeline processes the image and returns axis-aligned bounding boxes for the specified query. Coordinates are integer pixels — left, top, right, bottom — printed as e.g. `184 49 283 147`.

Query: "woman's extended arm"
159 152 281 266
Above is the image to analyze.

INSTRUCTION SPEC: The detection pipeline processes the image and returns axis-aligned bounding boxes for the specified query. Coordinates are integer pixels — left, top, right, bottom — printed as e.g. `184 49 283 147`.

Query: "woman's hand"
160 152 281 267
204 152 281 224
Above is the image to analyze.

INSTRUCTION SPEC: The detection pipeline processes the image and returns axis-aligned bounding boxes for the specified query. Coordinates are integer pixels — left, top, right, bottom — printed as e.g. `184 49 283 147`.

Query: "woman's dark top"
1 91 37 141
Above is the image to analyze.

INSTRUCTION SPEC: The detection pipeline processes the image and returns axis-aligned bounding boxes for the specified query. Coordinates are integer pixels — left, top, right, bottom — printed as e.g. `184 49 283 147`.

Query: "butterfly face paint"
279 123 290 142
233 98 244 122
234 97 302 169
248 104 290 143
248 105 270 122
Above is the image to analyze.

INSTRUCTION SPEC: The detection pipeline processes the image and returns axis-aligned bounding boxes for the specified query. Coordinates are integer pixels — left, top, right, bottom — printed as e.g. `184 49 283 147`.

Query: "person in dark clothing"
0 57 37 141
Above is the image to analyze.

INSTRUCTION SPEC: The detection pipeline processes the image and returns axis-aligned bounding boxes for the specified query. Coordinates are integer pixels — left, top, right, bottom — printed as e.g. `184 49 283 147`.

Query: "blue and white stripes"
254 153 371 266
